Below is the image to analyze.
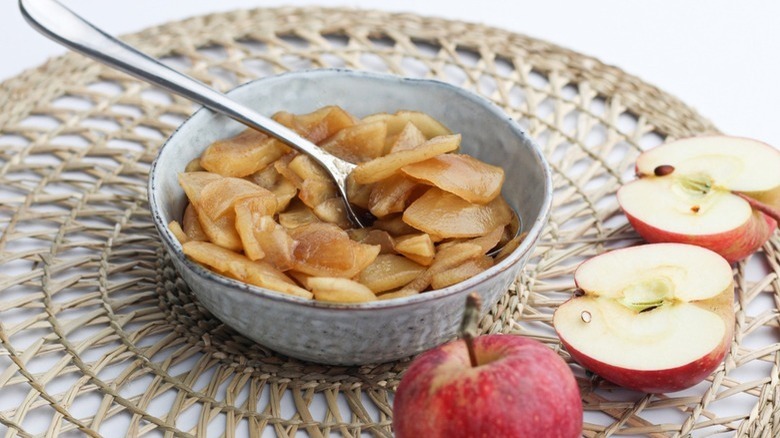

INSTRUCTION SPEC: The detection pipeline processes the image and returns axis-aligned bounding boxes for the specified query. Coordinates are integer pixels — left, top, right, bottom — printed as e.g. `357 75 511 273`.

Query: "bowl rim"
148 68 553 311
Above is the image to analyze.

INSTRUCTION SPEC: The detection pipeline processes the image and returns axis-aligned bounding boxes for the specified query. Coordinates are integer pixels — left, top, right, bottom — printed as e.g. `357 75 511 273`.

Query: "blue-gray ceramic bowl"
149 69 552 365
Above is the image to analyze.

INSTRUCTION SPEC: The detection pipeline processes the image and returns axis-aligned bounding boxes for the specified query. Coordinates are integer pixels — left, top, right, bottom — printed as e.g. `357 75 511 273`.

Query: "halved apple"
553 243 734 393
618 136 780 263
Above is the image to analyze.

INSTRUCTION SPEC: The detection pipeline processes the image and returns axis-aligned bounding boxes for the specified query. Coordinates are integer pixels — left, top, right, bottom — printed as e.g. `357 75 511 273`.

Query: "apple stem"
734 192 780 227
460 293 482 368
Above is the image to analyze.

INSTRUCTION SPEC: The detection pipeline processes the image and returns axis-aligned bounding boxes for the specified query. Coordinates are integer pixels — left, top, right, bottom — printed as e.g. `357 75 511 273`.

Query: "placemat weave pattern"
1 7 778 437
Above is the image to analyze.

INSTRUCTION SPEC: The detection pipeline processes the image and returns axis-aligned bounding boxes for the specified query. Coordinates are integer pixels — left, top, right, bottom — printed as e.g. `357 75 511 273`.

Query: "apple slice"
618 136 780 263
553 243 734 393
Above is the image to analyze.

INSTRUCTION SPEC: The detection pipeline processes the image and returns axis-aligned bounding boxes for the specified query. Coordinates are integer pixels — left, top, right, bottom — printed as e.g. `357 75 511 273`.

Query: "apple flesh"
554 243 734 393
617 136 780 263
393 334 582 438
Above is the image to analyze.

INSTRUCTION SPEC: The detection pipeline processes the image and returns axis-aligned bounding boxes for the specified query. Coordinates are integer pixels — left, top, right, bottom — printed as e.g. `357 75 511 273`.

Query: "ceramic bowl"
149 69 552 365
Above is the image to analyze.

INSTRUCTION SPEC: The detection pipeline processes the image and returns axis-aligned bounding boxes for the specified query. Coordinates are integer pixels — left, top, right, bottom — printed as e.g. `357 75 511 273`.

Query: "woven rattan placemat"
1 7 778 437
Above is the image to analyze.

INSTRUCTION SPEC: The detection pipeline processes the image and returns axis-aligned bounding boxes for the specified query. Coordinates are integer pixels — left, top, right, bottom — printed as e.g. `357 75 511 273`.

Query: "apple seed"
653 164 675 176
691 205 700 213
580 310 592 323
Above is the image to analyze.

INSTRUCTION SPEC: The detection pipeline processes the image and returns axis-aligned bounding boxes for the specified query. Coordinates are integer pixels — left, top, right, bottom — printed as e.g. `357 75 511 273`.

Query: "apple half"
553 243 734 393
617 136 780 263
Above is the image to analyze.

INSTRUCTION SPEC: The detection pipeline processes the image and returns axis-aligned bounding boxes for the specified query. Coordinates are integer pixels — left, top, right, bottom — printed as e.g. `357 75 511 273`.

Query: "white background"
2 0 780 149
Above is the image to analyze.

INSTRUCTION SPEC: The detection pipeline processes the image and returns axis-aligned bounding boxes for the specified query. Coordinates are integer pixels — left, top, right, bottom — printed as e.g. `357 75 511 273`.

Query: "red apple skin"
623 208 776 264
558 333 730 394
393 334 582 438
556 271 735 394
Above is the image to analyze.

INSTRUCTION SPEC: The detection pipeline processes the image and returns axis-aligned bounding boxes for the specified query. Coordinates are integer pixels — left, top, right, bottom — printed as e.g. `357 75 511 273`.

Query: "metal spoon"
19 0 368 227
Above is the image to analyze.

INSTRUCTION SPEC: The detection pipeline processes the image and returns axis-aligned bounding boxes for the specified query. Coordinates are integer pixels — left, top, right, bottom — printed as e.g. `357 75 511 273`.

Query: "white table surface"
1 1 779 437
3 0 780 149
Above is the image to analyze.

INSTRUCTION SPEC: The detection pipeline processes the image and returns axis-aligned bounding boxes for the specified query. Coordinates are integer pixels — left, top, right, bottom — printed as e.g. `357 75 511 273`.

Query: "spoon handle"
19 0 364 224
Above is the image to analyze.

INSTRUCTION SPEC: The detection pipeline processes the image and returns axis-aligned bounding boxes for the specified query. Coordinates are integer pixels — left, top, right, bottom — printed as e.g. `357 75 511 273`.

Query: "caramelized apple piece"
183 204 208 242
368 174 421 218
351 134 461 184
313 198 350 228
377 288 420 300
359 254 426 293
246 165 298 211
397 242 484 293
185 158 204 172
403 188 512 238
437 225 505 254
200 129 289 177
289 222 380 278
199 177 276 220
254 216 297 271
308 277 377 303
388 122 427 153
288 154 331 182
234 194 291 265
178 172 222 205
320 121 387 162
373 214 422 237
168 220 188 244
182 241 311 298
353 229 396 254
346 174 373 209
277 154 339 208
401 154 505 204
278 199 320 229
430 255 494 289
299 180 338 208
273 106 357 144
363 111 452 139
393 233 435 266
192 209 243 251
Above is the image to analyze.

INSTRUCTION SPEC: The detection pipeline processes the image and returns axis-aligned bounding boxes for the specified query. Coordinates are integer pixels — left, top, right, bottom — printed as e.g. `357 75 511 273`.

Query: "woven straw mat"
0 7 778 438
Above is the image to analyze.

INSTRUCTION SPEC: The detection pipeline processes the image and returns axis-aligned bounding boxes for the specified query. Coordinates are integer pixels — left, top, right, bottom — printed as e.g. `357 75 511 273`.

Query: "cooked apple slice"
200 129 289 177
278 199 320 229
178 172 222 205
401 154 505 204
388 122 427 153
350 134 461 184
403 188 513 238
273 106 357 144
289 222 380 278
430 255 493 289
320 121 387 162
246 165 298 211
397 242 484 293
362 111 452 139
553 243 734 393
345 174 373 209
393 233 435 266
182 204 208 242
308 277 377 303
368 174 421 218
618 136 780 263
168 220 188 244
351 229 396 254
359 254 426 293
182 241 311 299
199 177 276 220
313 198 350 229
372 214 420 237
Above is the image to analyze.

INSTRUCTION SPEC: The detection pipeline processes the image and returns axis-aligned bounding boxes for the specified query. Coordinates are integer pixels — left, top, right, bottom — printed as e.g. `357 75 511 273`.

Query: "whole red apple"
393 297 582 438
